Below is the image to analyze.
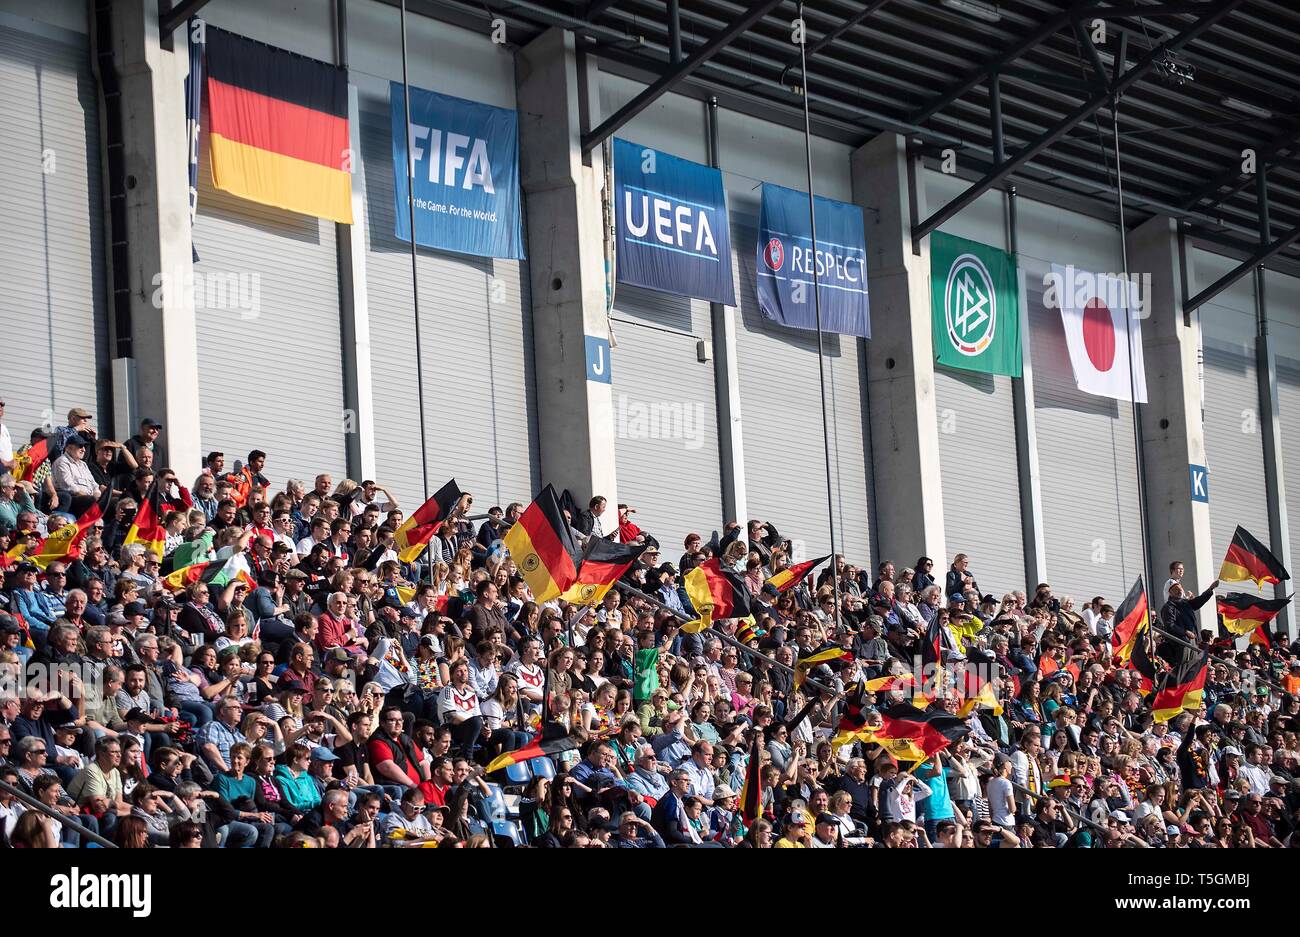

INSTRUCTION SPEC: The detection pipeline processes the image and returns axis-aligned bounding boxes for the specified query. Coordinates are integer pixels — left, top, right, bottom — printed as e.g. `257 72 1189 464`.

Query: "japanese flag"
1048 263 1147 403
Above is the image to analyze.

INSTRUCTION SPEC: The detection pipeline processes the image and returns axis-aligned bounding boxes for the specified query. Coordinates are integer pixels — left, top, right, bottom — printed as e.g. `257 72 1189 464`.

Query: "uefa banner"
390 82 526 260
614 139 735 305
929 231 1021 377
754 183 870 338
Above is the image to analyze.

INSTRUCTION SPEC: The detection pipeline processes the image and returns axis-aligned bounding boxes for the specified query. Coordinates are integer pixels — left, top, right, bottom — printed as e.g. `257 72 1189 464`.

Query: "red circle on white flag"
1082 298 1116 372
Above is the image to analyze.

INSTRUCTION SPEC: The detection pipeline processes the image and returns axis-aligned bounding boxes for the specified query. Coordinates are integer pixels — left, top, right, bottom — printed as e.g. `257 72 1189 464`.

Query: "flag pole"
399 0 431 502
796 1 843 634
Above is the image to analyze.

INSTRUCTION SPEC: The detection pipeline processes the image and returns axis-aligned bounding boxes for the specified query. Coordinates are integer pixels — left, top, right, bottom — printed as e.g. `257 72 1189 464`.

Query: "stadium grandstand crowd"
0 405 1297 850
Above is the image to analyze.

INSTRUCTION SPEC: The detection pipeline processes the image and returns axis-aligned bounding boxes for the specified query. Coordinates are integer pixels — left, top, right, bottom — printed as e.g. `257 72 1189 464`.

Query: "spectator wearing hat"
47 407 94 463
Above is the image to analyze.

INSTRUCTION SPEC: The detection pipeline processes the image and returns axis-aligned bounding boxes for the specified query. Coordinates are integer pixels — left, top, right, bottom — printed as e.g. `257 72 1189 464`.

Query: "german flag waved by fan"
765 554 830 594
393 478 464 563
1150 649 1210 724
793 640 853 689
1217 592 1291 637
124 481 168 559
7 486 111 571
1219 525 1290 588
559 538 646 606
503 484 579 604
682 556 753 634
1127 630 1160 697
1110 576 1149 665
484 731 580 774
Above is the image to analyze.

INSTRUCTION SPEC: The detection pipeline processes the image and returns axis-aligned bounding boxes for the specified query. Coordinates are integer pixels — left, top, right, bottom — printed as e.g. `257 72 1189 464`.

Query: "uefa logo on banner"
762 238 784 272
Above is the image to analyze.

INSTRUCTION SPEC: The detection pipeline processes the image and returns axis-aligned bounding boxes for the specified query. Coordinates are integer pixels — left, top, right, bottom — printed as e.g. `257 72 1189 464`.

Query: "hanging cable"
797 2 842 627
399 0 431 501
1111 92 1156 629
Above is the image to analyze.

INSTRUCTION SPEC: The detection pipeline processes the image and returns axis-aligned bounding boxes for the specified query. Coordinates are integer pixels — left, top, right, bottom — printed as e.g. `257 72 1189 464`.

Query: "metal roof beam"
1176 123 1300 211
911 0 1246 245
776 0 891 83
1185 224 1300 312
579 0 785 153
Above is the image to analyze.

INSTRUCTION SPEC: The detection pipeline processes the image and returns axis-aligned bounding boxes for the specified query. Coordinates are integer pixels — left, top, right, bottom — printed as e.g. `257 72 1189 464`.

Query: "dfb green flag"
930 231 1022 377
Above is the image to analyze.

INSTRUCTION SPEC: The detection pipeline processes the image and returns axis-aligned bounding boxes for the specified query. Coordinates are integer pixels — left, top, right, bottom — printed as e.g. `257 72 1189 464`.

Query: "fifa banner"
390 82 525 260
755 183 870 338
929 231 1021 377
614 138 735 305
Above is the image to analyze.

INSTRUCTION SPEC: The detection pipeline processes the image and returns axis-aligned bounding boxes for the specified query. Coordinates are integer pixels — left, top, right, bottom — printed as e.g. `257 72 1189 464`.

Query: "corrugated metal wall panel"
926 170 1023 596
0 21 107 442
610 288 722 548
1203 340 1270 598
355 87 537 509
1277 360 1300 580
1196 249 1269 599
192 133 347 486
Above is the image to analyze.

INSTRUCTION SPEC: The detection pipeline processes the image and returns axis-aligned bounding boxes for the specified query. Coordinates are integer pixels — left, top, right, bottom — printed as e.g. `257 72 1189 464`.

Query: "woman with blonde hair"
429 561 451 597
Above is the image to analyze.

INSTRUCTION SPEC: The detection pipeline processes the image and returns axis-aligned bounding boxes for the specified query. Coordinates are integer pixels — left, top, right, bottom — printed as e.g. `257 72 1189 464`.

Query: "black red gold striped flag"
484 732 580 774
766 554 829 593
1219 525 1289 588
559 538 646 606
1110 576 1149 665
25 486 113 570
738 732 763 827
205 27 352 223
1217 592 1291 637
124 484 167 559
920 611 944 670
682 557 753 632
1128 631 1159 697
503 484 579 603
1151 649 1209 724
875 702 970 762
394 478 463 563
793 641 853 688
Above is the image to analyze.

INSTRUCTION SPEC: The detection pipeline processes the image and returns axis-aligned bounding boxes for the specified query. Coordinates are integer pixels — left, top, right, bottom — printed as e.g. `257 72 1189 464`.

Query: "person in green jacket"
273 744 322 814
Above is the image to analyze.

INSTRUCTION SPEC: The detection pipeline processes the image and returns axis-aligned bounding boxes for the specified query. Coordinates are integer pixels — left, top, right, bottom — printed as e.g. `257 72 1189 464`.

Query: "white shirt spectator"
51 453 98 496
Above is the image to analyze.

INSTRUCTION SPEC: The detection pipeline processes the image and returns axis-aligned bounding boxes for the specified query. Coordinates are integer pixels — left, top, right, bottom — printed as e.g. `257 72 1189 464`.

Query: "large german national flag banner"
1151 649 1209 724
205 27 352 224
503 484 578 603
1110 576 1149 665
1219 525 1289 588
394 478 463 563
766 554 829 593
1217 592 1291 637
682 557 753 633
124 484 168 559
484 732 580 774
559 538 646 606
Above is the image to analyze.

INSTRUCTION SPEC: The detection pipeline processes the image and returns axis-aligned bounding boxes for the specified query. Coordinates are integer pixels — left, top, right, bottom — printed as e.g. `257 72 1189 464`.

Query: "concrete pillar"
515 28 617 507
850 133 945 566
1131 215 1215 629
107 0 201 478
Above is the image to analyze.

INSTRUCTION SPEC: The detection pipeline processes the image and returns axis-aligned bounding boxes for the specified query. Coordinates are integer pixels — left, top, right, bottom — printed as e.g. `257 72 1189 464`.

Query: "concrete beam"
851 132 946 566
108 0 201 478
1131 215 1215 629
515 28 617 507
